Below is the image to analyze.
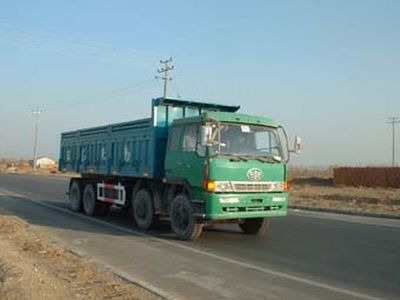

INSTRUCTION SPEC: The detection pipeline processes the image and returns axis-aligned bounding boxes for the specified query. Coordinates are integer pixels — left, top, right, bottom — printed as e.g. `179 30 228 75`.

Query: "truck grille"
231 181 284 193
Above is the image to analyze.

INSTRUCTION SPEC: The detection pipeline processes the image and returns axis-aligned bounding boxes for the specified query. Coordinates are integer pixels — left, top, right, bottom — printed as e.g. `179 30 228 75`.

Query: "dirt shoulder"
289 170 400 217
0 214 162 300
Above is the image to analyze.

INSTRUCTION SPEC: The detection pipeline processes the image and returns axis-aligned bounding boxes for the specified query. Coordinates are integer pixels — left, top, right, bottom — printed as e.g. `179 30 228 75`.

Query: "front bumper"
204 192 288 220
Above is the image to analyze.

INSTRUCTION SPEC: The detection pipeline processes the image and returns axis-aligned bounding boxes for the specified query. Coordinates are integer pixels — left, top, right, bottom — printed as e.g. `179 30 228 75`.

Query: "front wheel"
238 218 270 235
169 194 203 240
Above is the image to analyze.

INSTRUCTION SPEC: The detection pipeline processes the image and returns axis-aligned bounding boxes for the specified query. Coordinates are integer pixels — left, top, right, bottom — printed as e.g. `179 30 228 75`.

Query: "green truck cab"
60 97 300 240
164 110 300 239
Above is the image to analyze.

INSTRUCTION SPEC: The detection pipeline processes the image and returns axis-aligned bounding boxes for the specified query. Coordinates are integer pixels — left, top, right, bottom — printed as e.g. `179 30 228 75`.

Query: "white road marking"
0 188 384 300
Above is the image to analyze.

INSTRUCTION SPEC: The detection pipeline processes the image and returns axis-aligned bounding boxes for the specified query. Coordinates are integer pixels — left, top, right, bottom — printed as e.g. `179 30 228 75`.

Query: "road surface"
0 174 399 300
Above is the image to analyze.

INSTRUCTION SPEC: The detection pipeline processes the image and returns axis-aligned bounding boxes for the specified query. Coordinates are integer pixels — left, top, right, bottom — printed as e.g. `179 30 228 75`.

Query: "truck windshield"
209 123 283 161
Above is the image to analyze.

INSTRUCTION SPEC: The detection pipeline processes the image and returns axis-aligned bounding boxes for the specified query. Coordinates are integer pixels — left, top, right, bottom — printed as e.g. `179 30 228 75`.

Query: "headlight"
214 181 234 192
206 181 285 193
205 181 234 192
272 182 284 191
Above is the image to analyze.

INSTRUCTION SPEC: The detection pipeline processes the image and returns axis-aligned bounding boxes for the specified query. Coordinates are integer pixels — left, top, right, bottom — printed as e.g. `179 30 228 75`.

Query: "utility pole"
387 116 400 167
32 107 43 172
155 57 174 98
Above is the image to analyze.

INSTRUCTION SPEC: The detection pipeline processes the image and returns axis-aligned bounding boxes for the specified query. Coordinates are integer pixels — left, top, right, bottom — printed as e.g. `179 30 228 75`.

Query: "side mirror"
200 125 212 146
294 136 302 154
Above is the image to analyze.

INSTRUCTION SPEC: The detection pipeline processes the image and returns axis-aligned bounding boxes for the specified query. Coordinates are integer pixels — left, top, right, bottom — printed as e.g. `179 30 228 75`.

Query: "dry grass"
0 214 161 300
0 260 16 299
0 158 78 177
0 260 15 283
289 167 400 216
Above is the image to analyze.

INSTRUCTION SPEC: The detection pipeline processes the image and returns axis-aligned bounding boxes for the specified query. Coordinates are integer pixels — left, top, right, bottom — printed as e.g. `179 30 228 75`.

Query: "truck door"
164 126 184 179
165 124 205 187
180 124 205 188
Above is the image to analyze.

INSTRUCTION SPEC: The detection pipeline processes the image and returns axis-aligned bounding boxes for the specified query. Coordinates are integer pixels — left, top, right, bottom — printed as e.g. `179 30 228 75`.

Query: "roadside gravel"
0 214 161 300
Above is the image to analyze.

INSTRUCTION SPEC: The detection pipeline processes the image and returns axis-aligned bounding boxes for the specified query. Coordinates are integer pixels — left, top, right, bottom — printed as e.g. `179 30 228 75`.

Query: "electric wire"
0 22 172 112
44 78 159 111
0 21 157 67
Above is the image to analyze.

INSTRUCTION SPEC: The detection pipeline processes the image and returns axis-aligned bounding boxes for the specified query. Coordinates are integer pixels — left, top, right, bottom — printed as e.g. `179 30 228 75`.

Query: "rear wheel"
238 218 270 235
170 194 203 240
82 184 103 216
133 189 156 230
69 180 82 212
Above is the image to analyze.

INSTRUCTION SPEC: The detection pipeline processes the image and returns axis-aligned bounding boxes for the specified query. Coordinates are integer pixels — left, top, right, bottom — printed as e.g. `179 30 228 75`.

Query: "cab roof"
172 111 279 128
152 97 240 112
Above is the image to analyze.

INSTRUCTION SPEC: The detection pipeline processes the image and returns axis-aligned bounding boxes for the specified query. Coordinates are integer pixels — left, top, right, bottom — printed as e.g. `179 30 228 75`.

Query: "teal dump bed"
59 97 239 178
60 118 155 177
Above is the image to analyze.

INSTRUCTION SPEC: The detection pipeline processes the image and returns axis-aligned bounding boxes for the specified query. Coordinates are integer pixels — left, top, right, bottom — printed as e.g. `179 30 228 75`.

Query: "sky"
0 0 399 167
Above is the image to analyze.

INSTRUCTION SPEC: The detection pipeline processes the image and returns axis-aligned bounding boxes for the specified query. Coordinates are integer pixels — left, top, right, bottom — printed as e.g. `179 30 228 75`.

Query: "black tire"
169 194 203 241
132 189 155 230
82 184 102 216
238 218 270 235
69 180 82 212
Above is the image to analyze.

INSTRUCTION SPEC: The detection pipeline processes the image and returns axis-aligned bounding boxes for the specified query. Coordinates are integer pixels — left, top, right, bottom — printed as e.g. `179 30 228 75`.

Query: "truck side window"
168 107 183 125
185 107 199 117
183 125 197 152
169 127 182 151
155 105 167 127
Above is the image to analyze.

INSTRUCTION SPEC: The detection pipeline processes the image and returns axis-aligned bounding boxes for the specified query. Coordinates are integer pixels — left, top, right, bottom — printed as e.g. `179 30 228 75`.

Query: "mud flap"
192 200 206 222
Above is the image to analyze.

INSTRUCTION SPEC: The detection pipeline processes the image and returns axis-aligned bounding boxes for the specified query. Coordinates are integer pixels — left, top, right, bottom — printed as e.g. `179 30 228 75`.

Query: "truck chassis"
68 174 207 240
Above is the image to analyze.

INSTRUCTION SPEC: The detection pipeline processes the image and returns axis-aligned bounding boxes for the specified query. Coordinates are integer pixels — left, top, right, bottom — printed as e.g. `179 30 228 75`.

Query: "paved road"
0 174 399 300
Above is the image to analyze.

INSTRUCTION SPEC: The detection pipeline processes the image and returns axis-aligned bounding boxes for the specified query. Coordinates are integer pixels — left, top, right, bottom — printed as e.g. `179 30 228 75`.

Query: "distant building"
29 157 56 169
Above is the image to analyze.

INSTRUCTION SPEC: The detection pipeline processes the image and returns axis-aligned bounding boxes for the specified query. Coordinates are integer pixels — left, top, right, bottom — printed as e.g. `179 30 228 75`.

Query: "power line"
107 80 160 103
32 107 43 172
387 116 400 167
0 21 158 66
44 78 157 111
155 57 174 98
62 78 156 105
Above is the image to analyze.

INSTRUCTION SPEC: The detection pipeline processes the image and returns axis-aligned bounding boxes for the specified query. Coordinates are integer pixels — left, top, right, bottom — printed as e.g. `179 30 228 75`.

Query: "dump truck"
59 97 301 240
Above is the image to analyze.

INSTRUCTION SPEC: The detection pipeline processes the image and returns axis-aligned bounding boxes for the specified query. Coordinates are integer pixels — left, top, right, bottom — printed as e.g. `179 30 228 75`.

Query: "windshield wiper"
254 156 273 163
218 153 248 161
241 155 282 163
220 154 270 163
241 155 272 163
259 155 282 163
213 153 281 163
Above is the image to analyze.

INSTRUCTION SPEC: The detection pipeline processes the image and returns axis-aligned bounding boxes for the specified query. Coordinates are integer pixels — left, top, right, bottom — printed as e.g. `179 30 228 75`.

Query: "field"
289 168 400 217
0 159 76 177
0 159 49 175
